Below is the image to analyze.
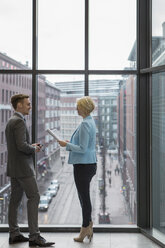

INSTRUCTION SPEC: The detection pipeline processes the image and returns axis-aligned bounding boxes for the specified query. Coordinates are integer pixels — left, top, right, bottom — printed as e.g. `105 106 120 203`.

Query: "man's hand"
32 143 42 152
58 140 68 147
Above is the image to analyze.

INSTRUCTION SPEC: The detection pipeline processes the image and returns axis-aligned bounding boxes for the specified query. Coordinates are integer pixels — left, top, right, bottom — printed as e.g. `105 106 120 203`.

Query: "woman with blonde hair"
58 96 97 242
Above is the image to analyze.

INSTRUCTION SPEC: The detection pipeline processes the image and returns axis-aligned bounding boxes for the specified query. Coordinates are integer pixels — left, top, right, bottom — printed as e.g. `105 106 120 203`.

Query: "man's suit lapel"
25 125 30 143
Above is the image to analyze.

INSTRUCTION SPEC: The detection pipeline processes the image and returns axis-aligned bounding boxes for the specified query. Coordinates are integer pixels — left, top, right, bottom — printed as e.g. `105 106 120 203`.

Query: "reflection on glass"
152 0 165 66
152 72 165 234
38 0 84 69
0 73 32 224
0 0 32 69
89 75 137 224
89 0 136 70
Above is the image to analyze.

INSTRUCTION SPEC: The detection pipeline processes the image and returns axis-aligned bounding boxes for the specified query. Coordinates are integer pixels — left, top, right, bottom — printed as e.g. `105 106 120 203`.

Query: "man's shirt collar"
15 111 25 120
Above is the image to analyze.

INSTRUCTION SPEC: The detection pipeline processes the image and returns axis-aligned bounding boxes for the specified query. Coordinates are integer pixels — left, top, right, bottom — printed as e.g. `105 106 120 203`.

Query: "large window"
0 74 32 224
0 1 137 226
89 0 136 70
152 0 165 66
152 72 165 234
0 0 32 69
38 0 84 69
37 75 84 225
89 75 137 224
150 0 165 244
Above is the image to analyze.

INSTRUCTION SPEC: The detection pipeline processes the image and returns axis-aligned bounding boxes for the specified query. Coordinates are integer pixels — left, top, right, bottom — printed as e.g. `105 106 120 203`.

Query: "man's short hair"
11 94 29 110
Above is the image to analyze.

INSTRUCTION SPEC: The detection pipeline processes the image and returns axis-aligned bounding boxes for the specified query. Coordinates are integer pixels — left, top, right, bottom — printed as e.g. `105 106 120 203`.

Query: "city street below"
18 152 132 225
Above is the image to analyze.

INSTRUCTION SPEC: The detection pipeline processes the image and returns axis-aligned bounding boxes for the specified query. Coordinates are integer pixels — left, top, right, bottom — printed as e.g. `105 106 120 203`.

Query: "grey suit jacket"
5 113 36 178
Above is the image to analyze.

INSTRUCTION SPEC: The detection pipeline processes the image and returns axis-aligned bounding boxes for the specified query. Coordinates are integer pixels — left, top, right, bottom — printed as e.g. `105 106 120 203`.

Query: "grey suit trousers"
9 176 40 239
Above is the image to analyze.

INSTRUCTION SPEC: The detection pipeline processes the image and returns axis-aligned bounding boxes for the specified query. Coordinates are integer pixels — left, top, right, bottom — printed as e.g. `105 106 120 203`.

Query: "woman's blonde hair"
77 96 95 115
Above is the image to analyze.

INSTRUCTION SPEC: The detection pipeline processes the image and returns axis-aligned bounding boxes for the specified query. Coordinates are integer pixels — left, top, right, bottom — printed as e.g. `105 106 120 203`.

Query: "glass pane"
89 0 136 70
0 0 32 69
0 74 32 224
38 0 84 70
37 75 85 224
89 75 137 224
152 72 165 234
152 0 165 66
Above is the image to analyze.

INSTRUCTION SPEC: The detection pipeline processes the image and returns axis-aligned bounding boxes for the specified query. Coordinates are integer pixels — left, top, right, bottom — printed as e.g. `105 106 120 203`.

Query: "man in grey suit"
5 94 55 247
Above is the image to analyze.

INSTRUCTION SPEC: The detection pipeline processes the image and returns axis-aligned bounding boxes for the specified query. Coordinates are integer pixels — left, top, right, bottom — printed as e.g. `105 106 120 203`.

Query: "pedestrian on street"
5 94 55 247
58 96 97 243
109 177 112 187
115 165 120 175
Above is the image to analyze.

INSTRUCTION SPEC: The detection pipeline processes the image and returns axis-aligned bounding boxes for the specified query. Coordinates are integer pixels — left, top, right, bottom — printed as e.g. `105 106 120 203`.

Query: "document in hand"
46 129 61 141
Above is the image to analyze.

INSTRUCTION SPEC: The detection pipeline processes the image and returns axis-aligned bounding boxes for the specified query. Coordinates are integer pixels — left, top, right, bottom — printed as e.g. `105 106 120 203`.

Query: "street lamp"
98 138 110 224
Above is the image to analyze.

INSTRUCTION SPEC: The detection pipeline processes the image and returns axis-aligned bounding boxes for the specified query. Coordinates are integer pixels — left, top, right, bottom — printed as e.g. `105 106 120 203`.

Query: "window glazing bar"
32 0 38 146
0 70 33 74
85 0 89 96
0 70 138 75
140 65 165 74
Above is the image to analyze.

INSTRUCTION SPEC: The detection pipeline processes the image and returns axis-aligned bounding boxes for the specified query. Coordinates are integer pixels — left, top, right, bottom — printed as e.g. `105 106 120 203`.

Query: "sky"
152 0 165 36
0 0 32 66
0 0 138 83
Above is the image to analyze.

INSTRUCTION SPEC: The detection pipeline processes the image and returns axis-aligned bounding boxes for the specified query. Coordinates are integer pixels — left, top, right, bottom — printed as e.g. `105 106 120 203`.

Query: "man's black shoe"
29 235 55 247
9 234 29 244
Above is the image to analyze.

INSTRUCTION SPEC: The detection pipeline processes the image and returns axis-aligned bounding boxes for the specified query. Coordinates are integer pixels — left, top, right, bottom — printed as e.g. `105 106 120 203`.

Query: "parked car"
43 191 53 203
45 189 54 198
38 196 49 211
50 179 60 190
98 178 104 190
98 212 110 224
48 185 58 197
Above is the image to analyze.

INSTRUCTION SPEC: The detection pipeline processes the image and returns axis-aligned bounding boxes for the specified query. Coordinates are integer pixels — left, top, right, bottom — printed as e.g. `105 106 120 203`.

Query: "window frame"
0 1 161 243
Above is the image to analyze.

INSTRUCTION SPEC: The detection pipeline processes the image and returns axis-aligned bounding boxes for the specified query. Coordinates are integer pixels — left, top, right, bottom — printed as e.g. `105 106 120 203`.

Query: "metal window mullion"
137 0 151 229
0 70 33 74
32 0 38 172
88 70 137 75
85 0 89 96
0 69 138 75
140 65 165 74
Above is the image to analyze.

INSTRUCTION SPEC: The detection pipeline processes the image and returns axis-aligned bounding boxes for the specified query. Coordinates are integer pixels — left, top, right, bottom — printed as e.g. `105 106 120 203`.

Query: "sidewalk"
93 152 130 225
105 154 129 224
